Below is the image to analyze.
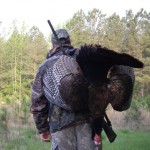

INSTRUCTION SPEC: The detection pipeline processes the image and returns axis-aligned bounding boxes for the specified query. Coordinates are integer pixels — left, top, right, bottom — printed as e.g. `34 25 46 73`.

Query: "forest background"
0 8 150 149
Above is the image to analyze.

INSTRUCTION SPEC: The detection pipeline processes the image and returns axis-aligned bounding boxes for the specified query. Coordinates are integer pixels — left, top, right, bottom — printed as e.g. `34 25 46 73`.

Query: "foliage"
0 22 49 106
66 8 150 97
124 100 142 122
66 9 107 46
0 106 8 127
0 106 9 147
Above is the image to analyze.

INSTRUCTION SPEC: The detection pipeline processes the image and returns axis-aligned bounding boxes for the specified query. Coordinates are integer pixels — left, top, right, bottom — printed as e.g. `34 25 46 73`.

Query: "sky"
0 0 150 37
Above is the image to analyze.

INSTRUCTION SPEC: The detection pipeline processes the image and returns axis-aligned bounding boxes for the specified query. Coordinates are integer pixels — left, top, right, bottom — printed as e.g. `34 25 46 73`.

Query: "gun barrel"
47 20 60 44
47 20 65 54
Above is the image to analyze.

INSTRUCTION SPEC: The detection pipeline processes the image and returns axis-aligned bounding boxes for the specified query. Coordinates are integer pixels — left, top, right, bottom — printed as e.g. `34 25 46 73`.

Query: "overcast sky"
0 0 150 37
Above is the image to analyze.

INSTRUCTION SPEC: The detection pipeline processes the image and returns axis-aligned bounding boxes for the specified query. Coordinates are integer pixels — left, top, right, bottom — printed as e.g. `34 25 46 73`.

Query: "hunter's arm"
30 71 49 133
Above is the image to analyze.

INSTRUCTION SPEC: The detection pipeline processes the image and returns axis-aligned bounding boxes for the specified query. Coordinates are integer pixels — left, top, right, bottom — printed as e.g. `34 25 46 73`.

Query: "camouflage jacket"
30 47 89 134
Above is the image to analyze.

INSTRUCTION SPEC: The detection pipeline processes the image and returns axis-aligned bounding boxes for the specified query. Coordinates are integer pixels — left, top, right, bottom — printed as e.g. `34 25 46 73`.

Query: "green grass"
2 127 50 150
102 129 150 150
1 127 150 150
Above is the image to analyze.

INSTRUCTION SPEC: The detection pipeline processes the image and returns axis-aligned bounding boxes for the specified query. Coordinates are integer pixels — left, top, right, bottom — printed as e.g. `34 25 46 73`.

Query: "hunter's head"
51 29 71 47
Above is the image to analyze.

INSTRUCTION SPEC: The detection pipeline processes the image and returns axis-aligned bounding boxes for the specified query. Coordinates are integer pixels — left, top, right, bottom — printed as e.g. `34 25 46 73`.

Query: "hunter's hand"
39 130 51 142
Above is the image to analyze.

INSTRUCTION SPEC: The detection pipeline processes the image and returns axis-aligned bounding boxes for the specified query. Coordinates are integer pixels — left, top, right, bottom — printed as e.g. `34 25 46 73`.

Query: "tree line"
66 9 150 110
0 8 150 119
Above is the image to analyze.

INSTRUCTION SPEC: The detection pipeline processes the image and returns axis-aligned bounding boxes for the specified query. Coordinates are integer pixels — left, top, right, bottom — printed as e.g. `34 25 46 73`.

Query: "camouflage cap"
51 29 70 44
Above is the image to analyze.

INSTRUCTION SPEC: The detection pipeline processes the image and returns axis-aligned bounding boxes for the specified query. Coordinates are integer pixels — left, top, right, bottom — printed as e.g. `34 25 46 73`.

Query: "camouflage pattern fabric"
51 123 102 150
30 48 89 134
30 72 49 133
49 104 89 133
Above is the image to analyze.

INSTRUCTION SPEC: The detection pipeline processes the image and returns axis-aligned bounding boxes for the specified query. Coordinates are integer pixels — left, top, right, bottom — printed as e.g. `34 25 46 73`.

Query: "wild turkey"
76 44 144 114
45 44 144 142
75 44 144 142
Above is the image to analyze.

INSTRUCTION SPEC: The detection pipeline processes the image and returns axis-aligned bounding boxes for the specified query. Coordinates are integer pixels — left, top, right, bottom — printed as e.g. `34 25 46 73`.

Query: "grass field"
1 127 150 150
102 129 150 150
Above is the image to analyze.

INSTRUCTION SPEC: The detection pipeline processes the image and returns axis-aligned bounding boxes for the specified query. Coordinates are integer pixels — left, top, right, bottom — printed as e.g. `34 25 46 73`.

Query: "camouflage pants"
51 123 102 150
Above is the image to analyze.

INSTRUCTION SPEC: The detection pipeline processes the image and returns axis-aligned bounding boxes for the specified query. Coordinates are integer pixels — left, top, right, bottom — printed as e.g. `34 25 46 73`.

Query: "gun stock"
103 120 117 143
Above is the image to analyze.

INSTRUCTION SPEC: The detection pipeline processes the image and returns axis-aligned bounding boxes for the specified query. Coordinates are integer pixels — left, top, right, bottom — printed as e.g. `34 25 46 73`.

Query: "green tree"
103 13 125 51
135 9 150 96
66 9 88 46
26 26 48 76
66 9 107 46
